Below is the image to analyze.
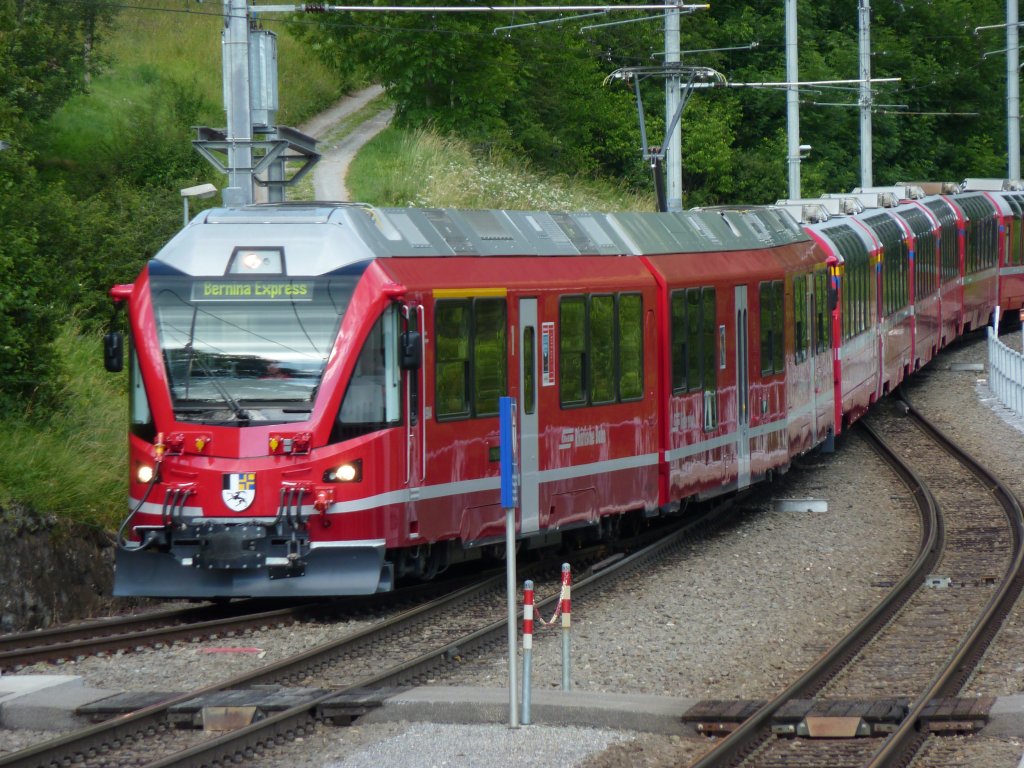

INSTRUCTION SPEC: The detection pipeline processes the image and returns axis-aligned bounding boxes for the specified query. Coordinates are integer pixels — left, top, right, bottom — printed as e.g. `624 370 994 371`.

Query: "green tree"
0 0 119 410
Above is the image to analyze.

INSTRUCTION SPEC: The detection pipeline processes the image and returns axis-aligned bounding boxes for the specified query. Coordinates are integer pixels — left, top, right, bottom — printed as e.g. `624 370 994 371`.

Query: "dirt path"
298 84 394 202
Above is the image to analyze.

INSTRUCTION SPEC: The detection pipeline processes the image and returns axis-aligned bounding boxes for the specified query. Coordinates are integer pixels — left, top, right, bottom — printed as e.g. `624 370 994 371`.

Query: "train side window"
701 288 716 391
435 301 471 419
560 296 587 407
473 299 506 417
561 292 644 407
701 288 717 430
793 275 807 363
772 281 784 372
618 294 644 401
686 289 702 391
813 271 831 354
435 298 507 420
759 280 784 375
670 291 688 393
759 282 772 372
523 326 536 415
590 295 616 404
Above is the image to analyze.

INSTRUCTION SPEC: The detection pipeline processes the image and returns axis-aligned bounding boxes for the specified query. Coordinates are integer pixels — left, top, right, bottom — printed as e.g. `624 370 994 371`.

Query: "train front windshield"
150 274 355 424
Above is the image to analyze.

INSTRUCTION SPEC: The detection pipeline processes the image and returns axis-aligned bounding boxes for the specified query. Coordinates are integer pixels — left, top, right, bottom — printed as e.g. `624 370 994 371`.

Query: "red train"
104 179 1023 598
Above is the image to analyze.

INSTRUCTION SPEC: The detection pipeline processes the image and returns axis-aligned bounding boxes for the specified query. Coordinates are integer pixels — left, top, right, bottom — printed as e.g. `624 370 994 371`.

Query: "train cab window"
759 280 784 375
128 339 155 442
435 298 507 420
793 275 808 363
333 308 402 441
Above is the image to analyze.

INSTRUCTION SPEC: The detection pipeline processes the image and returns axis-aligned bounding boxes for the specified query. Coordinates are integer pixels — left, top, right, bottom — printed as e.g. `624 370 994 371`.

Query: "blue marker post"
499 396 520 728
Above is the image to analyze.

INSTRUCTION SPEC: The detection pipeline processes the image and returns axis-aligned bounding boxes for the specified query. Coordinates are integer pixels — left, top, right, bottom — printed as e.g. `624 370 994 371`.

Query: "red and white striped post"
521 580 534 724
560 563 571 691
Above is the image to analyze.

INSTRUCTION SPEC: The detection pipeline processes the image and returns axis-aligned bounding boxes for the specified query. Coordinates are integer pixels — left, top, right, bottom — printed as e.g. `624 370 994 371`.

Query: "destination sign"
191 280 313 302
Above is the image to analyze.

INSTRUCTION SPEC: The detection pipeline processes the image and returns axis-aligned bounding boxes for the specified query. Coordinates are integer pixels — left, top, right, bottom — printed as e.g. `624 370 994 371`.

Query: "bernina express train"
105 180 1021 599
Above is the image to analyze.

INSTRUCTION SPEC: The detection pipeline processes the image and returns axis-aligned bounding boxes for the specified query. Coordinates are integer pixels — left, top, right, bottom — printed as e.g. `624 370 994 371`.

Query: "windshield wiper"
185 351 251 425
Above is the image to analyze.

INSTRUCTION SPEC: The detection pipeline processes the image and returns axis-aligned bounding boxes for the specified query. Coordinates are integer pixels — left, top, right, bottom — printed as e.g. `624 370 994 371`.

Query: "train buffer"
682 696 994 738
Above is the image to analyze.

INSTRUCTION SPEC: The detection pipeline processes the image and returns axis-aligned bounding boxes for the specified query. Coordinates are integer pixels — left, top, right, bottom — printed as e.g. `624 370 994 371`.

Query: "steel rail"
864 395 1024 768
0 571 502 669
687 421 943 768
0 499 735 768
137 503 737 768
0 574 509 768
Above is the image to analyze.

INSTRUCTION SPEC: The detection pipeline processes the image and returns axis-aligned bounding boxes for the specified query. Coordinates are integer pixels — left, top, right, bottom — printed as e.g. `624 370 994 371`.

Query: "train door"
735 286 751 488
404 303 425 536
518 298 540 534
804 279 819 439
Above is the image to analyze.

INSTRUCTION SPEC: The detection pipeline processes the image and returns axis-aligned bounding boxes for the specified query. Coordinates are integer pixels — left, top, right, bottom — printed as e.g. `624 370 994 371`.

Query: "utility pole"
665 5 682 212
785 0 800 199
859 0 873 188
976 10 1022 180
1009 0 1021 178
223 0 254 206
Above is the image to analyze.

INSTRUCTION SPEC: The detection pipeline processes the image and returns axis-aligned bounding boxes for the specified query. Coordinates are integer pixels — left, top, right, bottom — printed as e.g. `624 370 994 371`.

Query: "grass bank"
0 325 126 529
348 126 655 211
44 1 354 179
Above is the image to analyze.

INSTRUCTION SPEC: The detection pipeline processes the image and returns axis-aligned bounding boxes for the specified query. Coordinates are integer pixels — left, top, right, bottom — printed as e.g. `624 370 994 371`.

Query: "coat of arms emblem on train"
222 472 256 511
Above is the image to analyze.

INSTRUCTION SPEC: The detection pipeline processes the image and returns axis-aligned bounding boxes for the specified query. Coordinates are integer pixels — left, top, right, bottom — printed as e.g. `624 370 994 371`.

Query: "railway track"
0 574 497 671
0 508 729 768
688 394 1024 768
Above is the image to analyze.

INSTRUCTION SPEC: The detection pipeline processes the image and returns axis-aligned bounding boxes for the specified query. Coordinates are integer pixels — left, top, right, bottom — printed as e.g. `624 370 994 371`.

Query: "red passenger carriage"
107 203 831 598
107 175 1024 600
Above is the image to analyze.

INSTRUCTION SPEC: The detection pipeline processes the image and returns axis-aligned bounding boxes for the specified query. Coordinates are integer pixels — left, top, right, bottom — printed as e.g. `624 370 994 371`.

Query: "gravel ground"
5 331 1024 767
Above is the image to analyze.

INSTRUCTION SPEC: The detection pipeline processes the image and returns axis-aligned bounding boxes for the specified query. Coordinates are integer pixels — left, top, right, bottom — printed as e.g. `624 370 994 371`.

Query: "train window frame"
759 280 784 376
813 270 831 354
589 294 617 405
434 298 508 421
793 274 808 363
523 326 536 415
332 307 403 442
472 298 507 418
671 287 717 395
701 287 718 430
670 291 689 394
128 336 156 442
560 292 645 408
618 293 644 402
434 300 472 420
559 295 588 408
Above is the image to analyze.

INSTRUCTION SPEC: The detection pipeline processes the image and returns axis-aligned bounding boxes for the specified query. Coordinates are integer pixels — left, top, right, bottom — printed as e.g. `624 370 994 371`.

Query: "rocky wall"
0 504 116 632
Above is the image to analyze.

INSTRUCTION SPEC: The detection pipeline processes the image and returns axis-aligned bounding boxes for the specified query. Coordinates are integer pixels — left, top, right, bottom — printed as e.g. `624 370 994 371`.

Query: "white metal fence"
987 325 1024 418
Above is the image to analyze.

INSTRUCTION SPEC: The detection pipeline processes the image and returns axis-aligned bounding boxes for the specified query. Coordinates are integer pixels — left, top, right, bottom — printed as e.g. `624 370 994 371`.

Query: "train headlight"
324 459 362 483
137 465 154 484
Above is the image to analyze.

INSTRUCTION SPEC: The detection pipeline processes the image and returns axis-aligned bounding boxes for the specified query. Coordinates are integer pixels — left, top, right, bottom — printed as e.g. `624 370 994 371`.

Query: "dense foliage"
0 0 208 415
292 0 1011 204
0 0 1018 420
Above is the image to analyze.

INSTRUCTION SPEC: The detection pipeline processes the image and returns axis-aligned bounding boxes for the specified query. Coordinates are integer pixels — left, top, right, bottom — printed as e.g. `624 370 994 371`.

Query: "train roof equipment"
897 181 961 195
852 184 926 201
960 178 1024 192
152 203 811 278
